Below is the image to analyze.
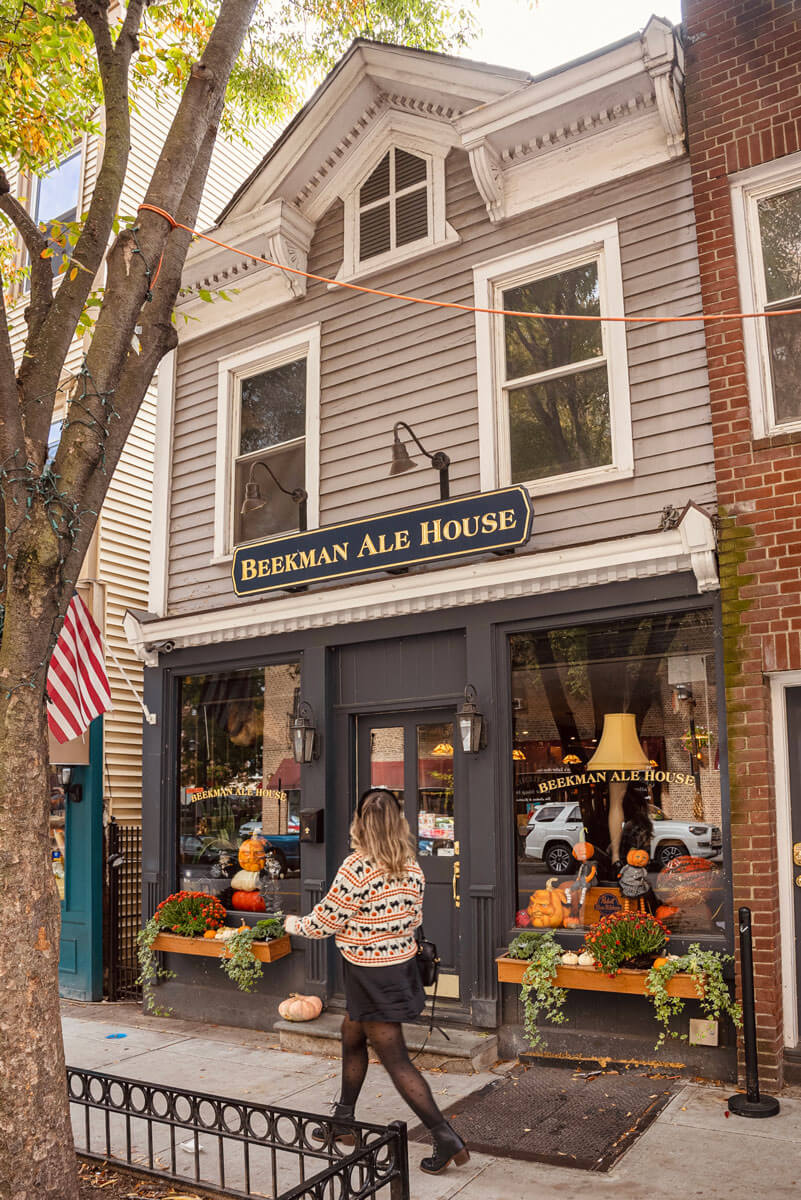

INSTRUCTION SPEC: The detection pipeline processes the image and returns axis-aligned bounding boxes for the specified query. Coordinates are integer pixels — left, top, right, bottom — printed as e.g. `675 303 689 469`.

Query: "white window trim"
213 324 321 562
769 671 801 1049
731 151 801 440
337 137 458 284
473 220 633 495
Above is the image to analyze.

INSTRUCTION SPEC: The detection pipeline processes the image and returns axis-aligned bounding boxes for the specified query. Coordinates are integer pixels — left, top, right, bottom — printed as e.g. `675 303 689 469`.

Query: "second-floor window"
754 185 801 425
215 326 321 559
32 149 82 276
474 222 633 495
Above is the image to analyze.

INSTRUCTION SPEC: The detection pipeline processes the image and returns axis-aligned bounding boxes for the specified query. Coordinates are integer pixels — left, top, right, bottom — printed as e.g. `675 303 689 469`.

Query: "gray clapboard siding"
166 150 715 612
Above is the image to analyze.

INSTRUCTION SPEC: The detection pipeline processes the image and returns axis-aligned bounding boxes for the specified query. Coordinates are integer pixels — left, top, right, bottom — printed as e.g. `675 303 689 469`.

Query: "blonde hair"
350 789 416 878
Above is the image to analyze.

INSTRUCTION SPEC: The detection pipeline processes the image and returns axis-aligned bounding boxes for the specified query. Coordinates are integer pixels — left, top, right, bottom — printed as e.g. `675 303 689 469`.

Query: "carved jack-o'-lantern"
627 848 649 868
527 878 565 928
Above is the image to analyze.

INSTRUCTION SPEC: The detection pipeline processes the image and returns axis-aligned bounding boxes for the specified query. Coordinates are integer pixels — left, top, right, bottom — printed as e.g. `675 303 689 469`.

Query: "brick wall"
682 0 801 1082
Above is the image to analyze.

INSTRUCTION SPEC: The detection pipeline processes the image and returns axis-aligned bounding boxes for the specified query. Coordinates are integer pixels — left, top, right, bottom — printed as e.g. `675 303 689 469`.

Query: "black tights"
339 1016 444 1130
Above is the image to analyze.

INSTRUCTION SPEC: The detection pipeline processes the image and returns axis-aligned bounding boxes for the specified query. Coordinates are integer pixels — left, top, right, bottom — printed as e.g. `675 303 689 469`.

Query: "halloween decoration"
230 869 261 892
527 878 565 928
586 713 650 867
231 890 266 912
238 836 267 872
618 847 650 913
562 841 597 927
655 856 717 907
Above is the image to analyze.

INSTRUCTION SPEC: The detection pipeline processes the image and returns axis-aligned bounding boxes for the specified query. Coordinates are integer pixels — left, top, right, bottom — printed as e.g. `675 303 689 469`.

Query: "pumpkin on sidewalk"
278 993 323 1022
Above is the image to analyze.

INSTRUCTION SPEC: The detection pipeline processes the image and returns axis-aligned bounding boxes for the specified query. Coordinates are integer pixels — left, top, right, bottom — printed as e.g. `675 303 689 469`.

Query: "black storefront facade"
135 498 736 1079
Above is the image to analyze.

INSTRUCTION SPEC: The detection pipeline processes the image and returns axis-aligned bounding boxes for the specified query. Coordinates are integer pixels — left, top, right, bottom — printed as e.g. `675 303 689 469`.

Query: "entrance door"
357 712 463 994
786 689 801 1037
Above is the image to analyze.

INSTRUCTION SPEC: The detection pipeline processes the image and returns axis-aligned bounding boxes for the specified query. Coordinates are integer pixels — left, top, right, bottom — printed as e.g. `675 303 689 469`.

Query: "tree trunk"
0 665 79 1199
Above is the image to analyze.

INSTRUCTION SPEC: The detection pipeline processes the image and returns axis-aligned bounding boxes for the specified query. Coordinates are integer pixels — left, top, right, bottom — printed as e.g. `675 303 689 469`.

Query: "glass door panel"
369 726 405 799
417 722 455 857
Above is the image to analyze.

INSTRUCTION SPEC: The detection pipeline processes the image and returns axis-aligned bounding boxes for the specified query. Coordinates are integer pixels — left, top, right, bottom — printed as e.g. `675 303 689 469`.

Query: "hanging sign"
232 486 533 597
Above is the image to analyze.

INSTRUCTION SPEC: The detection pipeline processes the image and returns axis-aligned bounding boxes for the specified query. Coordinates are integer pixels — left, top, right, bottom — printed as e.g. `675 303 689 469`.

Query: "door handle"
452 860 461 909
794 842 801 866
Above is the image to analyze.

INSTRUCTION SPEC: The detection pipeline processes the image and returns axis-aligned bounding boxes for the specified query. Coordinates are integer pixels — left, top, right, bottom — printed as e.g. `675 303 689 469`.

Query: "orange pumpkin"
655 904 679 921
238 836 267 872
627 848 649 868
573 841 594 863
652 956 670 970
278 993 323 1022
527 878 565 928
231 890 266 912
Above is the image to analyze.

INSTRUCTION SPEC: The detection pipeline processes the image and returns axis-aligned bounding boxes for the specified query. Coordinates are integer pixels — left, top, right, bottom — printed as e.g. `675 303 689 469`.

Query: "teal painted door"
57 719 104 1000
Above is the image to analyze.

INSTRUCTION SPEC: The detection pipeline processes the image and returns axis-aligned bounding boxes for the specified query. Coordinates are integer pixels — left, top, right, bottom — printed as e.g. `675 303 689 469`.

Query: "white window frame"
213 324 321 562
731 151 801 439
338 135 457 283
473 220 633 495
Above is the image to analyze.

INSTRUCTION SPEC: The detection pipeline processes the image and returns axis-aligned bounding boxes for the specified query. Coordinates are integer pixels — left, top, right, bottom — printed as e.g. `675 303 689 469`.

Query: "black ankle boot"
419 1120 469 1174
311 1102 356 1146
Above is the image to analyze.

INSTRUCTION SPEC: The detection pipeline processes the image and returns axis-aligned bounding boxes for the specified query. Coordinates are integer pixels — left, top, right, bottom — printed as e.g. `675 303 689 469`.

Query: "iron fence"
107 819 142 1001
68 1066 410 1200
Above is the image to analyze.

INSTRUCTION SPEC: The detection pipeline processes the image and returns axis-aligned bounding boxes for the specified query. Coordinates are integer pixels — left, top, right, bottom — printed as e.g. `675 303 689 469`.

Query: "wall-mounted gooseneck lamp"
291 701 318 764
240 459 308 532
60 765 83 804
457 684 484 754
389 421 451 500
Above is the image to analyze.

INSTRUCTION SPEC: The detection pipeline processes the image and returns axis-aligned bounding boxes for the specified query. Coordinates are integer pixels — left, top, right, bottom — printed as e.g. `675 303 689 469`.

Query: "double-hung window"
474 222 633 495
31 149 82 277
731 157 801 437
215 327 320 558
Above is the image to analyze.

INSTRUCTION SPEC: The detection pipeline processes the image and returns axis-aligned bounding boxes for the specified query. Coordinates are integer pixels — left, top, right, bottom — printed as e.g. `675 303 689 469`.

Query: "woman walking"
284 787 469 1174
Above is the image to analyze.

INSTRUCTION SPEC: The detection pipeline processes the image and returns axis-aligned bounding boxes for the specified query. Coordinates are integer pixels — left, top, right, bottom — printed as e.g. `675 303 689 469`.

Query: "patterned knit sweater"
284 851 424 966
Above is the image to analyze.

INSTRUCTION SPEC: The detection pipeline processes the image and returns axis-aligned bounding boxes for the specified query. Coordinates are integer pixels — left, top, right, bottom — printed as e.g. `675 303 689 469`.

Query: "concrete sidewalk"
63 1000 801 1199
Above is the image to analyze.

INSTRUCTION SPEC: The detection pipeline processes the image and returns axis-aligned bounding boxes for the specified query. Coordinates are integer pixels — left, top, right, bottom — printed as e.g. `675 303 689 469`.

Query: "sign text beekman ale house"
232 487 534 596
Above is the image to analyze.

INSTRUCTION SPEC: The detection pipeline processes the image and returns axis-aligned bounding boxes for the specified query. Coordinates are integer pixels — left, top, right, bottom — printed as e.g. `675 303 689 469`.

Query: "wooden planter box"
496 954 702 998
152 932 292 963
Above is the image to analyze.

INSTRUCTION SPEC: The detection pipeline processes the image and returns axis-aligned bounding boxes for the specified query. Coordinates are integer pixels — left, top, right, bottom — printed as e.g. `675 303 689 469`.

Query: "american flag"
47 594 113 744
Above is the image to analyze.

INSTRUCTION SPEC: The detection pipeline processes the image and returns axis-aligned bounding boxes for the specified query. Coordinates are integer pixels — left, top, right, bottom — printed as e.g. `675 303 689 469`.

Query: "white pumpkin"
278 993 323 1022
230 869 260 892
561 951 580 966
577 951 595 967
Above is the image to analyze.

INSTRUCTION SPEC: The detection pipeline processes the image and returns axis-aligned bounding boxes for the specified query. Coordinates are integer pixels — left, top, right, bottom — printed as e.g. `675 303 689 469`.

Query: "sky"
463 0 683 76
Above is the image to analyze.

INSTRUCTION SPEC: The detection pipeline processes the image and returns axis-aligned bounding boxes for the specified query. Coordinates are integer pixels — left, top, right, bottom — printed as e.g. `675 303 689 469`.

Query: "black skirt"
342 955 425 1022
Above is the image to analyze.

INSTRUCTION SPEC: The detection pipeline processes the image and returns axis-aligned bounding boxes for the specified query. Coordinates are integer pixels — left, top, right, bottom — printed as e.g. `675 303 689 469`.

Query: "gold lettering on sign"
481 512 498 534
419 519 442 546
499 509 516 531
299 549 316 570
317 546 333 565
258 559 271 577
333 542 348 563
358 533 378 557
240 559 257 581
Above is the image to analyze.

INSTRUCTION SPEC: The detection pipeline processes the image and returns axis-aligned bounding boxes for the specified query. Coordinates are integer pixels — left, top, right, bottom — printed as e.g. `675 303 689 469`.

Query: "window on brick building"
731 158 801 436
473 222 634 495
177 663 303 915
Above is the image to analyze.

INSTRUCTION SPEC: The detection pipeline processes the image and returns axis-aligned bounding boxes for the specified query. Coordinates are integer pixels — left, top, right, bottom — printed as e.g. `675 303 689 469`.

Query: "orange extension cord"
139 202 800 326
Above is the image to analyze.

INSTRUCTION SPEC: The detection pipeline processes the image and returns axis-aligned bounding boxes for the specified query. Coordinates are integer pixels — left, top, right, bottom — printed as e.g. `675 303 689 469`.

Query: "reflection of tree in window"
757 187 801 423
503 263 611 482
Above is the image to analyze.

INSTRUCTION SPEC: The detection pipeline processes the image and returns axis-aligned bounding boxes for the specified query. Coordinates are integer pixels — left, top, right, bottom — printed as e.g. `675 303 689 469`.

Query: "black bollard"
728 907 780 1118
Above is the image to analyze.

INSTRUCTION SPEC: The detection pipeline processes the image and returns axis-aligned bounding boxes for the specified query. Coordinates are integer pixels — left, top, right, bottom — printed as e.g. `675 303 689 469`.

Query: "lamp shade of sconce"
389 432 417 476
432 742 454 757
586 713 650 771
457 684 483 754
512 748 526 761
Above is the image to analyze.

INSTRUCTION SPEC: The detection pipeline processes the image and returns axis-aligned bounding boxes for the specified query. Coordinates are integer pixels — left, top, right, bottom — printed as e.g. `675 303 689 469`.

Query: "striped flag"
47 594 113 744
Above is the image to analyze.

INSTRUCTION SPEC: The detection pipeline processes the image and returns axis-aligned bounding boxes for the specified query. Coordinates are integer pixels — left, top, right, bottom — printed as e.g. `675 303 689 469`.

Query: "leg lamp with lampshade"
586 713 651 870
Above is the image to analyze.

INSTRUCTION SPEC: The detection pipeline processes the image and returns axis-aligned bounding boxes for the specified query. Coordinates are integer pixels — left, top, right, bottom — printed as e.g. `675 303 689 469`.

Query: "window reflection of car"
236 821 300 876
524 802 723 874
180 835 223 864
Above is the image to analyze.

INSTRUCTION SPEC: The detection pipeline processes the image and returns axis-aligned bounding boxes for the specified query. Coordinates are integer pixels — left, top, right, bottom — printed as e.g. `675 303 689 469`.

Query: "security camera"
145 639 175 654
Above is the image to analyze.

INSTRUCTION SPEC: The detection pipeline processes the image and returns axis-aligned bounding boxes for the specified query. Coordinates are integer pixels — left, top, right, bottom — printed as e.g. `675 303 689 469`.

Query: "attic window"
358 148 429 262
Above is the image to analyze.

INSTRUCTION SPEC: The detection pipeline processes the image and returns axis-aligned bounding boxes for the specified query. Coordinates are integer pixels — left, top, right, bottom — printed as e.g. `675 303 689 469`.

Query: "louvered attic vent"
358 148 429 263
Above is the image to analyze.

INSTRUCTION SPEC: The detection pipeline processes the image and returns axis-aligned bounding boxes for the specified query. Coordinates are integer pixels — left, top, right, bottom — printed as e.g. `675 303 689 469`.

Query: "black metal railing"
68 1066 410 1200
107 820 143 1001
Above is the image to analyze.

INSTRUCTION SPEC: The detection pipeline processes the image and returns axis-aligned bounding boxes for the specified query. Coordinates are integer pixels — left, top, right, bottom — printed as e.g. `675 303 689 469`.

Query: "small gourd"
278 993 323 1022
577 951 595 967
231 869 261 892
561 951 579 966
652 956 670 970
238 837 267 872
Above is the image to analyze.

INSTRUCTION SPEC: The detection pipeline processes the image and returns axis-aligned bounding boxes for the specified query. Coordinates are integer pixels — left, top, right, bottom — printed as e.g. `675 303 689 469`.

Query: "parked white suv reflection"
524 802 723 874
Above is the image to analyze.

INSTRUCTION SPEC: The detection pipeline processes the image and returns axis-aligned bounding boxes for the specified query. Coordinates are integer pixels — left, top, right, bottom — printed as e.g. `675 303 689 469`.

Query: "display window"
178 663 302 915
510 611 726 938
49 771 66 901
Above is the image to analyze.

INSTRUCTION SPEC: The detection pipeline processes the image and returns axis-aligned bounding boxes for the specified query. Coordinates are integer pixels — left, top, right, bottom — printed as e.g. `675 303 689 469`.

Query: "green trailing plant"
517 933 568 1051
136 917 176 1016
584 911 669 975
507 930 551 960
218 918 286 992
646 944 743 1048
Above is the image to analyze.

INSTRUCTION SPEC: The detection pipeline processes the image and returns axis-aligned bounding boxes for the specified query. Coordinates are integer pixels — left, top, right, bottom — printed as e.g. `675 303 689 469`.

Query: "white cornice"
126 512 718 662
